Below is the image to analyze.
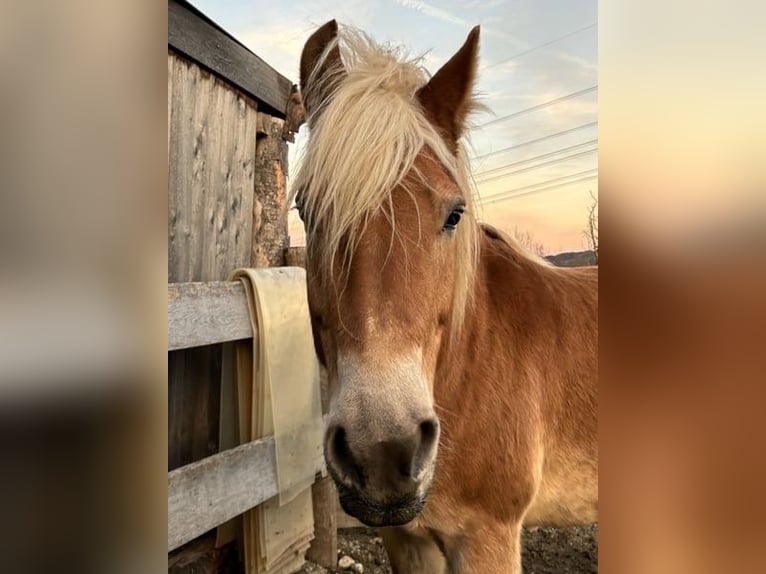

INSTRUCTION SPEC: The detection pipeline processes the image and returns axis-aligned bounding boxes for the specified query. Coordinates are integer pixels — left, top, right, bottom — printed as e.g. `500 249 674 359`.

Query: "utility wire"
476 148 597 184
475 139 598 179
471 121 598 161
481 174 599 205
476 85 597 129
481 22 597 71
479 168 598 204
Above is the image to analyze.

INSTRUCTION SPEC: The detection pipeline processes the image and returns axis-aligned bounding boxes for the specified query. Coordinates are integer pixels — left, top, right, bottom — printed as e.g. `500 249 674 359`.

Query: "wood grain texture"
168 533 237 574
252 113 290 267
168 436 326 552
306 476 339 568
167 8 299 549
168 282 253 351
169 436 277 552
167 51 257 283
168 0 292 118
284 246 307 268
167 50 258 472
168 346 223 470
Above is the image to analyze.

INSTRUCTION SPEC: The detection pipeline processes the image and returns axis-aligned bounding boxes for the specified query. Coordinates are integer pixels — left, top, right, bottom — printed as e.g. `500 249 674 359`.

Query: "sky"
191 0 598 254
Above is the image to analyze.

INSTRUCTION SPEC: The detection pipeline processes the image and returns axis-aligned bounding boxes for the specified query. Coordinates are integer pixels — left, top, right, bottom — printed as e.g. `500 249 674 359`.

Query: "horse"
291 21 598 573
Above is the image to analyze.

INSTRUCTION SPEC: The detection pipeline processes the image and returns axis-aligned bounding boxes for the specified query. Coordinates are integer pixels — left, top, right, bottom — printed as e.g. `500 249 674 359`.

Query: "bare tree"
510 225 547 257
583 190 598 264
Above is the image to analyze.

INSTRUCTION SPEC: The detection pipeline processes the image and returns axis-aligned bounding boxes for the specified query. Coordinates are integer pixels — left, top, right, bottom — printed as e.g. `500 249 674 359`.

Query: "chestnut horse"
292 21 597 573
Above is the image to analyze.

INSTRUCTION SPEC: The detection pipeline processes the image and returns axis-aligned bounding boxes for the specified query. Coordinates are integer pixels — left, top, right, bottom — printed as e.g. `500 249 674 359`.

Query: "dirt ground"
298 524 598 573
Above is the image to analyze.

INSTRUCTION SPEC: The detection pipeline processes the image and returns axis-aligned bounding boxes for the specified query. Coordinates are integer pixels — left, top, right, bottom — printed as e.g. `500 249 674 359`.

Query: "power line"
475 139 598 179
476 147 597 184
471 121 598 161
479 168 598 204
482 167 597 199
482 174 599 206
476 85 597 129
481 22 597 71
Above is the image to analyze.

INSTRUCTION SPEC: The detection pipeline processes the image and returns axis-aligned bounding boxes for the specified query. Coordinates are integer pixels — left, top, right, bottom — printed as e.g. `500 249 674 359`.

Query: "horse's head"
295 21 480 527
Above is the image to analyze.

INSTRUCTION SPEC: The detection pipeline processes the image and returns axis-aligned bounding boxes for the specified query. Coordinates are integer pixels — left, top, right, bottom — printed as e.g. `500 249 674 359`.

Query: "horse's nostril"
328 425 364 488
327 417 439 496
413 417 440 478
419 418 438 446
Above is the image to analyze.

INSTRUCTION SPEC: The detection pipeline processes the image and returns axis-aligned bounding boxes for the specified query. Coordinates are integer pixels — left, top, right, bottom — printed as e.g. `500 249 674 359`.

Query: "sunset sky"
192 0 598 254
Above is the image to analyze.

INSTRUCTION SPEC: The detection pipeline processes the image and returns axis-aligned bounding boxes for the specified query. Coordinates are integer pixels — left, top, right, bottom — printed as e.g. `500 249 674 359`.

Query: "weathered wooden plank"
168 345 225 469
167 50 259 473
168 282 253 351
168 0 291 118
168 436 326 552
168 350 186 469
167 52 257 283
168 533 237 574
169 436 277 552
284 247 307 268
167 52 173 158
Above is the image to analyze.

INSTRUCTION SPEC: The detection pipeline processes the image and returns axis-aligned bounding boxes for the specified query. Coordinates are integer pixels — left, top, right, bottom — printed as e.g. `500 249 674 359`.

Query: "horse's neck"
438 230 547 394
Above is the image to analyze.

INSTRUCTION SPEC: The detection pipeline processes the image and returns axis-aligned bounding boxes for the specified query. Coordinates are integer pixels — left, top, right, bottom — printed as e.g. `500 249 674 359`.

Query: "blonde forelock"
291 27 480 339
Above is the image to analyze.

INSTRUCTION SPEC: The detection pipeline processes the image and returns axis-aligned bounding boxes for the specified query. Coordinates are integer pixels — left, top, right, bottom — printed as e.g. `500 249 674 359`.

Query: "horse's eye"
443 207 464 231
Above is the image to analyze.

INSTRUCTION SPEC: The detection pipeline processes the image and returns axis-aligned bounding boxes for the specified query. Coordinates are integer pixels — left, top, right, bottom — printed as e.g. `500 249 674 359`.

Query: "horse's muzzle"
335 481 427 527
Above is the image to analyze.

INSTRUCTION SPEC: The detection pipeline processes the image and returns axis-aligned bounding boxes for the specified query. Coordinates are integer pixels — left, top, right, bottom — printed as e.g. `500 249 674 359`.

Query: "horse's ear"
300 20 346 124
417 26 480 147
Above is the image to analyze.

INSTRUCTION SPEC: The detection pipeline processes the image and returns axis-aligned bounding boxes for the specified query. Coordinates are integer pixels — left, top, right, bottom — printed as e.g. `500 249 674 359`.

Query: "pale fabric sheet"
215 267 323 573
233 267 323 503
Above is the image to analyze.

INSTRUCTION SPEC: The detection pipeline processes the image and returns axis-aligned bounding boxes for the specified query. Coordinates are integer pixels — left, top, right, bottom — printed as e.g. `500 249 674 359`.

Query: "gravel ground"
298 524 598 573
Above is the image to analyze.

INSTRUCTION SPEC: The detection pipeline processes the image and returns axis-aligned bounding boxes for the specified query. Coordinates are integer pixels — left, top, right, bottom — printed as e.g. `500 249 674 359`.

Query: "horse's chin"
335 482 428 527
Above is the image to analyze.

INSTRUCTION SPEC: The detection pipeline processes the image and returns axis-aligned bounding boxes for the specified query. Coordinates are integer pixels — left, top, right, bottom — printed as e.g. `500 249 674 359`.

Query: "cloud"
461 0 507 11
556 51 598 73
392 0 471 27
391 0 526 47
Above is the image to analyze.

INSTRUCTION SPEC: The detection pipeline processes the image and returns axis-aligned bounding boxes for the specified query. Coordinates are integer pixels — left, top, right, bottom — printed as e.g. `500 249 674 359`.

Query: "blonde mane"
291 27 544 337
479 224 553 267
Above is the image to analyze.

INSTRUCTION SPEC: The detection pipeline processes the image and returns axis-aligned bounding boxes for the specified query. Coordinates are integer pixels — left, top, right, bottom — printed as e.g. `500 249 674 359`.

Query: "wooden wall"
167 52 258 283
167 3 297 570
167 50 289 471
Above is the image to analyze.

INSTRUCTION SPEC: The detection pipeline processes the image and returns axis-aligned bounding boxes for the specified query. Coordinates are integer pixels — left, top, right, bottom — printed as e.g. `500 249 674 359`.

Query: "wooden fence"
167 281 325 552
167 1 338 571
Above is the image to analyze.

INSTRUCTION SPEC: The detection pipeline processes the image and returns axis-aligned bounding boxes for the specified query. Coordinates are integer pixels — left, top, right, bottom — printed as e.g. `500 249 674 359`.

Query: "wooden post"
252 113 290 267
285 246 339 568
307 475 339 566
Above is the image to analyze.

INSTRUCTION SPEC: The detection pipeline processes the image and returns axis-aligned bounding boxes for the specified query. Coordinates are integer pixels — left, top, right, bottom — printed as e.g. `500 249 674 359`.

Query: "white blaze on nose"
331 347 432 437
328 346 440 494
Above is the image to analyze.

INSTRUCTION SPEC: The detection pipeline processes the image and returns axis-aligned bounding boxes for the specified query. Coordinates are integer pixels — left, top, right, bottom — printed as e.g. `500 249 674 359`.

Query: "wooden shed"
167 1 324 572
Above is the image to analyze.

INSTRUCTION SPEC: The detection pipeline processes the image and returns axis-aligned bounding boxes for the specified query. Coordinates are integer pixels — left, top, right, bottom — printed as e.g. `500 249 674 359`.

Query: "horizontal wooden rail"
168 275 326 551
168 436 325 552
168 281 253 351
